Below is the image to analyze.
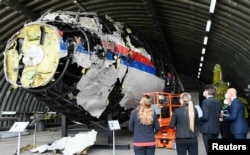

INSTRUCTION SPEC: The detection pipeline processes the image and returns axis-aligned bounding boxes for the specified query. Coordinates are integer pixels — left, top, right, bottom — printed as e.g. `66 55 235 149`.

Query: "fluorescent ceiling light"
202 48 206 54
206 20 212 32
200 56 204 62
197 75 200 78
199 68 202 71
209 0 217 13
203 36 208 45
200 63 203 67
198 72 201 75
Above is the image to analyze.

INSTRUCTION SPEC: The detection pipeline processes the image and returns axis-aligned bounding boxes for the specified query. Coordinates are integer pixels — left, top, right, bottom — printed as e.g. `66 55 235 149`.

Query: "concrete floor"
1 126 249 155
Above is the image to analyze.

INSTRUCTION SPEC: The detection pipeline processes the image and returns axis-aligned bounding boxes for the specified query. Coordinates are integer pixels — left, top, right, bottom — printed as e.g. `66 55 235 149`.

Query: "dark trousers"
133 145 155 155
220 122 233 139
202 133 219 155
176 137 198 155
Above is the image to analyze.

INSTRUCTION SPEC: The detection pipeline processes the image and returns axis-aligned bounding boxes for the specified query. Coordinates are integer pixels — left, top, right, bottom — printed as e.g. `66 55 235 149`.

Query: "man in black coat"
200 85 222 155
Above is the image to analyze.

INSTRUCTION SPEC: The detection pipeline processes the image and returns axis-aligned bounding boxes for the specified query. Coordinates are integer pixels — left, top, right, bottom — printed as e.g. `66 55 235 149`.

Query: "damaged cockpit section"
3 10 169 124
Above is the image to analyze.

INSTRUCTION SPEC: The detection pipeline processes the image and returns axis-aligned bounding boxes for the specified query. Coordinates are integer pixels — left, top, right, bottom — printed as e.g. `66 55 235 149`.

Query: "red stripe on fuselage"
102 41 154 67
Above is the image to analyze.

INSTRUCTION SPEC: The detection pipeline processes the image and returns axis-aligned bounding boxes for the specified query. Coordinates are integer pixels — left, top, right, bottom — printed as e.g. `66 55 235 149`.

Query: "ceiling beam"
142 0 173 64
1 0 39 21
73 0 87 11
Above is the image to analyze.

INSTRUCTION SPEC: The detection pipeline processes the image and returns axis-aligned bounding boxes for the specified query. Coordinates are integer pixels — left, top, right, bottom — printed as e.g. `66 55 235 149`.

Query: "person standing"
220 88 248 139
200 85 222 155
170 92 199 155
220 98 234 139
128 95 160 155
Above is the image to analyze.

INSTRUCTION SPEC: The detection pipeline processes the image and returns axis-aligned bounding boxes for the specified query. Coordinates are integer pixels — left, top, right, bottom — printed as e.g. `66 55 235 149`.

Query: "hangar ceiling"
0 0 250 119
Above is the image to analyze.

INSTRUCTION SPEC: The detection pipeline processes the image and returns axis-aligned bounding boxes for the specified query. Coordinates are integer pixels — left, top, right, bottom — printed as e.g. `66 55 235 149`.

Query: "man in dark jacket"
221 88 248 139
200 85 222 155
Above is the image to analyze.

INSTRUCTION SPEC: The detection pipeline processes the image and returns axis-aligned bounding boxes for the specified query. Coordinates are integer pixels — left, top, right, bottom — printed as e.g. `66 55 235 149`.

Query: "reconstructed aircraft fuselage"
3 10 167 125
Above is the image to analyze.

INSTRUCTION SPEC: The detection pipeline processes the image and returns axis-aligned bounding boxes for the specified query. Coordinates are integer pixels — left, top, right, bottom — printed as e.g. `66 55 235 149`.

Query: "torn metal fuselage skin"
3 10 165 125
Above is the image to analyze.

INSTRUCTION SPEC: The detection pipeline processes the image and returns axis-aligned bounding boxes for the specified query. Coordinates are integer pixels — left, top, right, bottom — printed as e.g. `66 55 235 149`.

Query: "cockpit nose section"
4 23 60 88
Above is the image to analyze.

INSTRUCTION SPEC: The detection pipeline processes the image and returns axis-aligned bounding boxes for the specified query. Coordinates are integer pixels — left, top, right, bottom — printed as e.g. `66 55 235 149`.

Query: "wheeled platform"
143 92 181 149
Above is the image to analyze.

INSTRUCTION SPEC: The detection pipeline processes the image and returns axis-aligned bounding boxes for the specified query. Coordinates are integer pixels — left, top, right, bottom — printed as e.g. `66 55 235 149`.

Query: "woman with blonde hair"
170 92 199 155
129 95 160 155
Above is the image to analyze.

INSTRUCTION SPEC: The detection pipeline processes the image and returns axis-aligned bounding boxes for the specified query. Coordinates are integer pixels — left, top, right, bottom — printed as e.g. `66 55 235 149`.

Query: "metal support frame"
142 0 172 64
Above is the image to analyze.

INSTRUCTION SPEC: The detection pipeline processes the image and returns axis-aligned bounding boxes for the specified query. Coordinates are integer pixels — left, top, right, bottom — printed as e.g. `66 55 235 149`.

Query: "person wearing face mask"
220 88 249 139
200 85 222 155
